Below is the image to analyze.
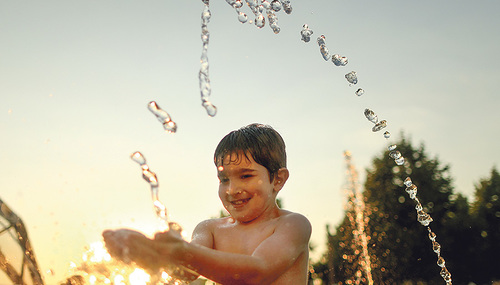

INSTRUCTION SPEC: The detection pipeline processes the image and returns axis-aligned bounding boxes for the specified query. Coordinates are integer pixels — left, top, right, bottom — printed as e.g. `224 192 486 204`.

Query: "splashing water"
300 24 313 42
392 157 451 284
199 1 217 117
267 10 280 33
192 2 451 283
371 120 387 132
364 108 378 124
245 0 265 28
345 71 358 85
332 54 348 66
203 0 294 114
129 152 199 284
65 241 197 285
355 88 364 96
147 101 177 133
130 151 169 231
280 0 292 14
317 35 331 61
343 152 374 285
270 0 282 12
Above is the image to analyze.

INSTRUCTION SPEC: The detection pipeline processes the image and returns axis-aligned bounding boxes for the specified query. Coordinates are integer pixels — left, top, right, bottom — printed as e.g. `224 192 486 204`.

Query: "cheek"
218 187 225 200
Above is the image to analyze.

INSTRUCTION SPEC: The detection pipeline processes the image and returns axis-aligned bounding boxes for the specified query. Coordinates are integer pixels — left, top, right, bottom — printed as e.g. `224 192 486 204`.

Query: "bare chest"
212 222 277 255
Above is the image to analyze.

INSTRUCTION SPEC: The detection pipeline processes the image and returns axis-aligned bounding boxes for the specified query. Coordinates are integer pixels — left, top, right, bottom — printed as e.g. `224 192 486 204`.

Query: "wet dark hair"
214 123 287 181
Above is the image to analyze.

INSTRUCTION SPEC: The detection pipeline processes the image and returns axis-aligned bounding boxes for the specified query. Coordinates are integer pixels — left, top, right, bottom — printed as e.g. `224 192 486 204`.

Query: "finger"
125 238 163 271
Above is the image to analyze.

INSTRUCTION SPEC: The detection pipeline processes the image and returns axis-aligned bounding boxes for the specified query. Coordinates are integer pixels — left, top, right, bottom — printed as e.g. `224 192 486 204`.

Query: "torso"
207 210 310 285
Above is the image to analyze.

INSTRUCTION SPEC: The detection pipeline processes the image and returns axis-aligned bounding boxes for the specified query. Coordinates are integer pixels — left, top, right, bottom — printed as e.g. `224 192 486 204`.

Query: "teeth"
231 198 249 205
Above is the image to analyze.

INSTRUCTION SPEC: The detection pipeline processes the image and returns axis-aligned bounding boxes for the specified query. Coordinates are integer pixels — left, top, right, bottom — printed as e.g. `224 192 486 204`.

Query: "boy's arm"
156 213 311 285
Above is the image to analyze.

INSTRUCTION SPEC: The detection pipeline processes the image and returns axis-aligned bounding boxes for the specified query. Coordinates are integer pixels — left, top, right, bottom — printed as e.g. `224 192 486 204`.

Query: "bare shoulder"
191 217 233 248
277 210 312 237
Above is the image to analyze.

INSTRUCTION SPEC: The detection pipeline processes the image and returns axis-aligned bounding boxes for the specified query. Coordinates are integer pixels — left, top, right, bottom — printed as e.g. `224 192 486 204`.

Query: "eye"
219 177 229 183
241 174 253 179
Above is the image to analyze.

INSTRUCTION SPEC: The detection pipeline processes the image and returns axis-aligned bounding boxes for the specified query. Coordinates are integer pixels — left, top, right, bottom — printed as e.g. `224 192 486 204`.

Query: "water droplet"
428 230 436 241
238 11 248 23
355 88 364 96
271 0 282 11
388 144 397 151
440 267 452 282
261 0 271 9
280 0 292 14
404 177 412 187
437 257 445 267
148 101 177 133
371 120 387 132
405 184 417 199
345 71 358 85
417 210 433 226
267 11 280 33
317 35 330 61
415 201 423 212
199 5 216 116
234 0 243 8
389 150 401 159
131 152 147 168
255 13 265 28
364 108 378 124
300 24 313 42
226 0 243 8
383 131 390 139
142 169 158 187
203 100 217 117
245 0 257 8
163 121 177 133
332 54 348 66
202 7 211 23
432 240 441 254
395 157 405 166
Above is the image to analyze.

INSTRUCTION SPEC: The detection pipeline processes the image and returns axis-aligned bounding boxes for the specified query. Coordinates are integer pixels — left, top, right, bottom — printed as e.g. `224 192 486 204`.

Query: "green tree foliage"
469 167 500 284
363 136 455 284
314 135 457 284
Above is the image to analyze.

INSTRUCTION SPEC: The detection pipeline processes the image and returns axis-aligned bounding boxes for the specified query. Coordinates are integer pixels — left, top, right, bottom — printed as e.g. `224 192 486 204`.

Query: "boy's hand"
153 223 186 259
102 229 161 271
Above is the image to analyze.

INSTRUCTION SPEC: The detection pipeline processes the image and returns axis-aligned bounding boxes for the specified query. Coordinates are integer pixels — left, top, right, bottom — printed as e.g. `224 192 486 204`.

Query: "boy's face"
217 152 281 223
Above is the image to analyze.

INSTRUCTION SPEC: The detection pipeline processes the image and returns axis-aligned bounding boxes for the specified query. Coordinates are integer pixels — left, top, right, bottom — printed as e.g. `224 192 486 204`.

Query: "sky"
1 0 499 284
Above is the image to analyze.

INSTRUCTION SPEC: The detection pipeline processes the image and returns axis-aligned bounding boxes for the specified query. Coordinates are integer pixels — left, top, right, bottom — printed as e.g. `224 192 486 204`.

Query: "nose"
226 180 242 196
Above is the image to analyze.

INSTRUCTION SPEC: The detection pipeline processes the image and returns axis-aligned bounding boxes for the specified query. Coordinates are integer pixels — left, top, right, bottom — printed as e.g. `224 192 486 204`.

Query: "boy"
103 123 312 284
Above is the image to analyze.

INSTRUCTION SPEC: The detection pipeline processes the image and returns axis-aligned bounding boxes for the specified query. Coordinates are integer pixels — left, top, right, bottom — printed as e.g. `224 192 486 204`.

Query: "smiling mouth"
230 198 251 206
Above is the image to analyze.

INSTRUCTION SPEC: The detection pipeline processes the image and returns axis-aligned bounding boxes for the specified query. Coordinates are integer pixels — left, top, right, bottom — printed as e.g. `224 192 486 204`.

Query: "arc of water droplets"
225 0 290 33
199 1 217 117
147 101 177 133
304 26 365 96
401 173 452 284
130 151 170 232
296 11 449 283
364 107 451 283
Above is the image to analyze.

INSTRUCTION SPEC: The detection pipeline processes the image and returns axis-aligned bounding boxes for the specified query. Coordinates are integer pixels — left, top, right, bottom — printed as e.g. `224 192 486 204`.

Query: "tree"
315 135 457 284
469 167 500 284
364 136 457 283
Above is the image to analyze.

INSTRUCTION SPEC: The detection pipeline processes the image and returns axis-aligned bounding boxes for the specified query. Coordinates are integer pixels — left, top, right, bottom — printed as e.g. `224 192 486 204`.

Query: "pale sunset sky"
1 1 499 284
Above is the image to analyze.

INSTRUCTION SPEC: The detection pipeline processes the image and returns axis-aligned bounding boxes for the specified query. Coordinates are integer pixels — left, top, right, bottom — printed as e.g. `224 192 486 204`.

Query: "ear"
273 168 289 192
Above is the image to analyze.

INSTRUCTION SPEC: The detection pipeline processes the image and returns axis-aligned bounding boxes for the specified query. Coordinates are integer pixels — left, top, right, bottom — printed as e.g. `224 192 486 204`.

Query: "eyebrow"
217 168 256 176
